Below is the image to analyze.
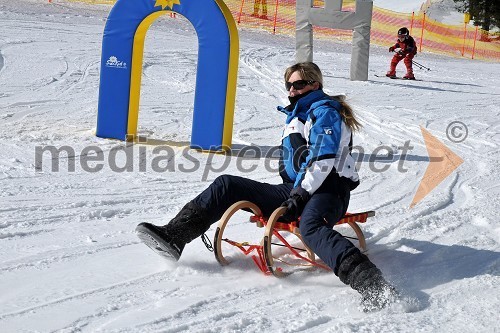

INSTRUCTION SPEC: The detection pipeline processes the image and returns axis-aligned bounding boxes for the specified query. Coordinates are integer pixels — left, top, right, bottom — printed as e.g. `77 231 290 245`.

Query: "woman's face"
286 71 319 97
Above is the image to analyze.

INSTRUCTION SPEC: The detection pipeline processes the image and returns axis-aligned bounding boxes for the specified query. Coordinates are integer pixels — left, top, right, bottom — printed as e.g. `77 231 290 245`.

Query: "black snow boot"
338 252 399 312
136 202 210 261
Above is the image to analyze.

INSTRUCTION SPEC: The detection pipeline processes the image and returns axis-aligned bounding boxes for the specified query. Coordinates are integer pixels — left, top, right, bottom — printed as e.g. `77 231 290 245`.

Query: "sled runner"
213 200 375 277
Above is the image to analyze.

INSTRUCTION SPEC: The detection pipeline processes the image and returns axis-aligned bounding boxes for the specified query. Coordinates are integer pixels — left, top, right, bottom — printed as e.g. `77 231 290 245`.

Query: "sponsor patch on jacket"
323 127 333 135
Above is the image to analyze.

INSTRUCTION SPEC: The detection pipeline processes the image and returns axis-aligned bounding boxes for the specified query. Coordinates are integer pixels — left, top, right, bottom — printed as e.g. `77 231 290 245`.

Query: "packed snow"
0 0 499 332
373 0 424 13
374 0 465 25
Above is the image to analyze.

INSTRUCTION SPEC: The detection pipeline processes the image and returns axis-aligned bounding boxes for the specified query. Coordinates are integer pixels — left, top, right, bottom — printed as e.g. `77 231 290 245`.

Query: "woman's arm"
294 104 343 194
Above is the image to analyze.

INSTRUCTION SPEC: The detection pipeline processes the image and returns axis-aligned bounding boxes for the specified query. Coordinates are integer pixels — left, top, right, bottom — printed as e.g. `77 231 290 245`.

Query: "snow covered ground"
373 0 424 13
374 0 465 25
1 0 499 332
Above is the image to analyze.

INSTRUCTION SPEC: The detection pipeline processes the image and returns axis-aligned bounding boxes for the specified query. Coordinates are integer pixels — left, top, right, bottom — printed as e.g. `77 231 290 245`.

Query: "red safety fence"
55 0 500 61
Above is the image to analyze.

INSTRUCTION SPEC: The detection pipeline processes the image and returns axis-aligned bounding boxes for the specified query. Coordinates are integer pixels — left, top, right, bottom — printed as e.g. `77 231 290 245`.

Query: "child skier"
386 27 417 80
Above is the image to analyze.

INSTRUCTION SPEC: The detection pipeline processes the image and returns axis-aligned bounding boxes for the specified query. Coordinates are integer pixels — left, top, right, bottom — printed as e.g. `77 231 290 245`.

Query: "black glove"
281 187 310 221
397 50 406 56
389 46 395 52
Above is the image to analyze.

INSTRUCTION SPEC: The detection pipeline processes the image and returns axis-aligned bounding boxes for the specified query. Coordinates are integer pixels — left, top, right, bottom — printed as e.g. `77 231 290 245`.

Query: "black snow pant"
191 174 360 274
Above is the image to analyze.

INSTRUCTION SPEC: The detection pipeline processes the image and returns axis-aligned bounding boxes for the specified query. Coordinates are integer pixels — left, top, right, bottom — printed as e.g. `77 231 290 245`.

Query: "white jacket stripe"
300 159 336 193
282 118 305 140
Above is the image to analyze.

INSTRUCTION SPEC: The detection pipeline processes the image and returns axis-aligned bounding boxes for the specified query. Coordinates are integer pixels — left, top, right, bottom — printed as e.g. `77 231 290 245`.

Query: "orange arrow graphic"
410 126 464 208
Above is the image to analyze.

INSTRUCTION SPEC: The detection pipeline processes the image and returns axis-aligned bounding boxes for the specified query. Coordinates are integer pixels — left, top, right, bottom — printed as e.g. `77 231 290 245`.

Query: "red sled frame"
213 200 375 277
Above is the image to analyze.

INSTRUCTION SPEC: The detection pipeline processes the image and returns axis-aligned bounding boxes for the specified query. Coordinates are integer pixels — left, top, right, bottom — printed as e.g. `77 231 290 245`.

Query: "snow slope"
373 0 424 13
0 1 499 332
374 0 465 25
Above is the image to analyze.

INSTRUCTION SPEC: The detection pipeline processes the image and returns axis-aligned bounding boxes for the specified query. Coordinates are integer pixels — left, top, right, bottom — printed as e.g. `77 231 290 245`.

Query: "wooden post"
237 0 245 24
461 23 467 56
272 0 279 34
419 12 426 52
472 25 478 59
410 11 414 35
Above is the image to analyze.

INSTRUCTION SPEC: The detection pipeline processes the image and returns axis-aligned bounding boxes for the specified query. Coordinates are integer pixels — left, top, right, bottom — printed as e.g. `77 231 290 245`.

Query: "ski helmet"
398 27 409 36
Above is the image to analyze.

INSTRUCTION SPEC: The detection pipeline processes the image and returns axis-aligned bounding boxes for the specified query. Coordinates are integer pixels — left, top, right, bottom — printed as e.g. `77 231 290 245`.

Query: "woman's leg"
136 175 292 260
172 174 292 243
297 182 398 310
298 190 356 274
193 174 293 223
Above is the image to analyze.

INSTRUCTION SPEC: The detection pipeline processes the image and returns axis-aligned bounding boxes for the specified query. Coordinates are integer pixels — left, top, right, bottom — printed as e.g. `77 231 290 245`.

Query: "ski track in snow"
0 0 499 332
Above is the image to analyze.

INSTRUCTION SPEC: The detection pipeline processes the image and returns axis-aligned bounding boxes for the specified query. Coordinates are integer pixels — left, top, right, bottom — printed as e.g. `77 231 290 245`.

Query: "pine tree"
453 0 499 31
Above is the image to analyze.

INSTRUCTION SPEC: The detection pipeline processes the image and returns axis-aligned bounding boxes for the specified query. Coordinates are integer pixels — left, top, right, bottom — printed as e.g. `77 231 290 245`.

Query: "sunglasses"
285 80 315 91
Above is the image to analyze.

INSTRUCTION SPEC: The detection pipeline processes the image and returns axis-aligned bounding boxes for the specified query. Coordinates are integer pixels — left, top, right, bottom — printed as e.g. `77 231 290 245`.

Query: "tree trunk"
481 0 491 31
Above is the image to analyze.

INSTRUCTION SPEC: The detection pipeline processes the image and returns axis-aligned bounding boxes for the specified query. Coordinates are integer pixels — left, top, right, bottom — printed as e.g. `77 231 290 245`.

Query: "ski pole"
413 60 429 70
412 62 425 70
412 60 431 71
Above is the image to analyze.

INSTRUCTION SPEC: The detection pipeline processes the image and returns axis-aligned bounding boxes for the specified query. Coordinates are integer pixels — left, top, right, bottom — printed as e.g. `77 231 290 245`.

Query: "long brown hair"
330 95 362 132
284 62 362 132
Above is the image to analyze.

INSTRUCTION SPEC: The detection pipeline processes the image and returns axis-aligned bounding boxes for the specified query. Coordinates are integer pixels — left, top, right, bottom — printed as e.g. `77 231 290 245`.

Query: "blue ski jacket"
278 90 359 195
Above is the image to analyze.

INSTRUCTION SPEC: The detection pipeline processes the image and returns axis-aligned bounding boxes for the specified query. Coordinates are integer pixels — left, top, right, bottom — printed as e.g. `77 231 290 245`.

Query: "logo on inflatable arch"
96 0 239 152
105 56 127 69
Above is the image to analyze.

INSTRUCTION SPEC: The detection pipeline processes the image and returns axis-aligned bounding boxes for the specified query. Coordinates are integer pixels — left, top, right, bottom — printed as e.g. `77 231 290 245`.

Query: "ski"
374 74 421 81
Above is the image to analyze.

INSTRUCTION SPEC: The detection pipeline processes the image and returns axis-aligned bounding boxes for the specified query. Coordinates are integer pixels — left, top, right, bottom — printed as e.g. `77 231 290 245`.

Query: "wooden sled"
213 200 375 277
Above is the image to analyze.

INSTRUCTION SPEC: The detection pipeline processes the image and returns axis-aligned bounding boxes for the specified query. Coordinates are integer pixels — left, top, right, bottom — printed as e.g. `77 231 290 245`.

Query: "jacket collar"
277 89 328 117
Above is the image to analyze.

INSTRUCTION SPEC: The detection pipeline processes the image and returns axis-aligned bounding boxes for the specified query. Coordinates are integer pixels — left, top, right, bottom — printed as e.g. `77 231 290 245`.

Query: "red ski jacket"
391 36 417 55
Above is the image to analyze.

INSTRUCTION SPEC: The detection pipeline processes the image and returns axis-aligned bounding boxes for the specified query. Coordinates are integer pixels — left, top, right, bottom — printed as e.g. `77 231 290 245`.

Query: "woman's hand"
281 187 310 221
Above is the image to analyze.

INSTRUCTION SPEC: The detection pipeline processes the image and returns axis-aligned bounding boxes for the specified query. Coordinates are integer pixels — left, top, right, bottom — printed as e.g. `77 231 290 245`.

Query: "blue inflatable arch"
96 0 239 151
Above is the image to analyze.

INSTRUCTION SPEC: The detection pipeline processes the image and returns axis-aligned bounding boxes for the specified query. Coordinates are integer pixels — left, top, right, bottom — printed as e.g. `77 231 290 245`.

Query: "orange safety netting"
54 0 500 61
